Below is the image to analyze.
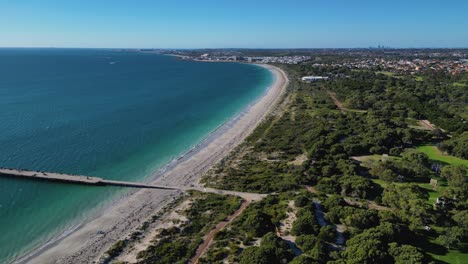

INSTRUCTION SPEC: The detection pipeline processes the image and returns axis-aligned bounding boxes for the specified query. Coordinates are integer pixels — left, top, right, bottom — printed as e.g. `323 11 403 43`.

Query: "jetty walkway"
0 168 180 190
0 168 267 202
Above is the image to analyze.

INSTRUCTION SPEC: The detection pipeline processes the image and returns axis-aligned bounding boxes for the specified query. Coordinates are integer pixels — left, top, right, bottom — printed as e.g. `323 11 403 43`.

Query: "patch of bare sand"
116 199 192 263
288 153 308 166
279 200 298 242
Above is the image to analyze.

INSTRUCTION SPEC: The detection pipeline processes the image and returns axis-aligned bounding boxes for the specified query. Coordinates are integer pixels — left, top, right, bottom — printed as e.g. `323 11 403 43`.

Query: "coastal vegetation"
135 191 241 264
199 62 468 263
199 192 303 264
101 191 241 264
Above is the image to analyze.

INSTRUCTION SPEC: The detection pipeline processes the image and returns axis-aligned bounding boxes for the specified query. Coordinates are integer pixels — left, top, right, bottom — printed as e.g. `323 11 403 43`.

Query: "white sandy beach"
21 64 288 264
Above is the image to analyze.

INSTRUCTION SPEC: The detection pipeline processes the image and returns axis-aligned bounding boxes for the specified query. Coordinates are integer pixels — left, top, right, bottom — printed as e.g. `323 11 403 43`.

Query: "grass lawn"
373 175 448 206
371 178 388 188
367 147 468 263
377 71 395 76
418 182 447 205
371 179 442 205
375 71 396 77
372 179 468 263
461 106 468 120
361 147 466 205
352 154 398 168
373 178 468 263
429 247 468 264
376 71 404 79
353 155 381 168
452 82 467 87
351 69 367 73
417 145 468 168
342 108 368 113
425 226 468 264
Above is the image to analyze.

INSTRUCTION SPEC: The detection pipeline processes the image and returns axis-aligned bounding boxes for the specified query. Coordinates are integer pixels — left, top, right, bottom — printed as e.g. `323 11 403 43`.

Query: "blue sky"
1 0 467 48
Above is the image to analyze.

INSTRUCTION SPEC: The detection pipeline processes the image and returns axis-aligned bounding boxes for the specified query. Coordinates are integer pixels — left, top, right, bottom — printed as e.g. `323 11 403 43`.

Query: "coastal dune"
23 64 288 264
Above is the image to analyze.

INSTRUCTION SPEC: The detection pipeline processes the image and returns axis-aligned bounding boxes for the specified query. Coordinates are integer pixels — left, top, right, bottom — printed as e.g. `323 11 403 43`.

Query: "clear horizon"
1 46 468 49
1 0 468 49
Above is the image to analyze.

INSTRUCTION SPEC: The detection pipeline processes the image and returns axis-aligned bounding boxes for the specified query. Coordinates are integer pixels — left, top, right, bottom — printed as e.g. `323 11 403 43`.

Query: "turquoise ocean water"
0 49 273 263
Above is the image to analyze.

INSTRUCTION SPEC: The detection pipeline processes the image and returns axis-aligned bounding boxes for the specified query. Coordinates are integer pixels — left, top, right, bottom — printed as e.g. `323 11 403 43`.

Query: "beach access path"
22 64 288 264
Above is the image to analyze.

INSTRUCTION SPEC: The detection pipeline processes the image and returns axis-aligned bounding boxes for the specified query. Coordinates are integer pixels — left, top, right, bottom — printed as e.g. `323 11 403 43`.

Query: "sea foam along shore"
19 64 288 264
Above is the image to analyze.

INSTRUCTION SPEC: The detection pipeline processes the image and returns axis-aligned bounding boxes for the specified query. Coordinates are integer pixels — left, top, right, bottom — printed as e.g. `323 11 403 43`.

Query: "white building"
301 76 329 82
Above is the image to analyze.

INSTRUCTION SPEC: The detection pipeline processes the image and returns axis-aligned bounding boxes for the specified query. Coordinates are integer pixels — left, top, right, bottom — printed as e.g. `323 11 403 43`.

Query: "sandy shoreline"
19 64 288 264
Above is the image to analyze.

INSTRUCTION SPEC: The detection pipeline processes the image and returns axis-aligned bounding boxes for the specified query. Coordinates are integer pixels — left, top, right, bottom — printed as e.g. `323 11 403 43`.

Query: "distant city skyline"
1 0 467 48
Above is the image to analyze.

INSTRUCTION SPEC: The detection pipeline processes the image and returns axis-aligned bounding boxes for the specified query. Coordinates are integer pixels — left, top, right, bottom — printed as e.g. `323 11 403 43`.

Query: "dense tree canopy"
200 61 467 264
238 233 294 264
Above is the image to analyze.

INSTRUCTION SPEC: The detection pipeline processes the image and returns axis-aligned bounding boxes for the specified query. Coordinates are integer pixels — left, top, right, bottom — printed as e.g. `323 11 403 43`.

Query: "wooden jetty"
0 168 181 190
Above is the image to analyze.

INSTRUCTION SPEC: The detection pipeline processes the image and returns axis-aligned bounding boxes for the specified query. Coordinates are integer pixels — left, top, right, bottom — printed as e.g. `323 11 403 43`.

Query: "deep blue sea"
0 48 272 263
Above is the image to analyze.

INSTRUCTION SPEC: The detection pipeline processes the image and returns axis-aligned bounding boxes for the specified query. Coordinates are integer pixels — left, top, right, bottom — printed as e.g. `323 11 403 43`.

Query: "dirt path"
343 197 392 211
187 188 265 263
327 91 345 113
114 188 265 264
202 187 266 202
306 184 391 211
419 119 436 130
278 200 297 242
327 91 367 114
305 185 319 194
190 199 251 264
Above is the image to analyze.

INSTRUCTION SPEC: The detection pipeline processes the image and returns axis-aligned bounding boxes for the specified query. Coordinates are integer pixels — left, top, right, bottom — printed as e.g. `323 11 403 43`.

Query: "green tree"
318 225 336 243
342 223 397 264
343 238 388 264
309 240 329 262
370 162 386 178
439 132 468 159
438 226 464 250
295 234 319 254
238 232 294 264
295 195 310 208
382 184 430 227
381 169 397 183
442 166 468 202
389 147 401 157
343 209 380 231
338 175 372 198
448 173 466 188
260 232 295 262
322 195 346 211
316 177 339 194
388 243 425 264
238 246 274 264
402 150 429 167
453 210 468 236
289 255 319 264
441 165 467 182
291 210 320 236
241 210 275 237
